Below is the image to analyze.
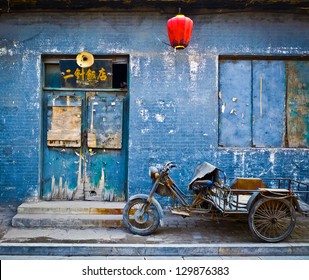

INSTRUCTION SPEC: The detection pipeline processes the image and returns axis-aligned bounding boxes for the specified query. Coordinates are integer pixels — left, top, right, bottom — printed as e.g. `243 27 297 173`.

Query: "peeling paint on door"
42 92 127 201
87 93 123 149
84 92 126 201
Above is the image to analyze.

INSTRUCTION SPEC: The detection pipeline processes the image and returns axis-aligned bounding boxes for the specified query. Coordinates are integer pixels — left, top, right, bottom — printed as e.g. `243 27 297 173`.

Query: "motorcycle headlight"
149 166 159 179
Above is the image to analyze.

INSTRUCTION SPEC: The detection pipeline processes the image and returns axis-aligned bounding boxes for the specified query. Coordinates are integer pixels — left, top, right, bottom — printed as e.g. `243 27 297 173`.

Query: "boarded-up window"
219 58 308 148
47 96 82 147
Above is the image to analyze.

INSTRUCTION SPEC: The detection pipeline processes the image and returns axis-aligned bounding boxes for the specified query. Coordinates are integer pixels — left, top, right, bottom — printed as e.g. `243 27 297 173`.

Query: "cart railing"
215 177 309 214
225 177 309 202
261 178 309 203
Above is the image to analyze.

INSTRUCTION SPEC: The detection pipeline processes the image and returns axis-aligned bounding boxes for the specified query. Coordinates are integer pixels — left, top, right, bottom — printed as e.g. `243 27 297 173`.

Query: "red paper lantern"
167 12 193 50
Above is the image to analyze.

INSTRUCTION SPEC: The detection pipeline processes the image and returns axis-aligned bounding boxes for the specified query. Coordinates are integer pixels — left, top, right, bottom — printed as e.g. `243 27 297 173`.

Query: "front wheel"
123 198 160 236
248 197 296 242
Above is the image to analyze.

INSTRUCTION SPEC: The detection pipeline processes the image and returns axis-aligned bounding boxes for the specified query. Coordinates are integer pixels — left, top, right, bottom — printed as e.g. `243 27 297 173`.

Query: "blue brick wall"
0 45 41 201
0 12 308 203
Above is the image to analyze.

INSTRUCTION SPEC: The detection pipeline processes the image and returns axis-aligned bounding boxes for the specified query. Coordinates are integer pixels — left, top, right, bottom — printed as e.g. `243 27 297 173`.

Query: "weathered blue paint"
219 59 287 148
42 92 127 201
219 60 252 147
85 93 127 201
42 93 83 200
252 60 286 147
287 61 309 148
0 12 308 205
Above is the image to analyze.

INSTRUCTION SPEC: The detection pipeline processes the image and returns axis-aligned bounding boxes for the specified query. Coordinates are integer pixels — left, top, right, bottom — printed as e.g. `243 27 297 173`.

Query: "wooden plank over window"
47 95 82 147
287 61 309 148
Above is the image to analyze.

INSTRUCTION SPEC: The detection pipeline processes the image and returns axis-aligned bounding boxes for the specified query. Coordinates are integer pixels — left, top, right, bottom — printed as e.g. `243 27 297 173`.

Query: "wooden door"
42 92 127 201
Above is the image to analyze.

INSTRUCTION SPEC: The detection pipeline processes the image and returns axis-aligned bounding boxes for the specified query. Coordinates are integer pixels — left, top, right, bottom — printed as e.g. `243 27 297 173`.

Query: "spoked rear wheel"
123 198 160 236
248 197 296 242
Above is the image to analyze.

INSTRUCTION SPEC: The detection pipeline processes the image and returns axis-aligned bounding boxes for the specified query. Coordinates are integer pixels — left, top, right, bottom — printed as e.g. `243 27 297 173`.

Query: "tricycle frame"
123 161 309 242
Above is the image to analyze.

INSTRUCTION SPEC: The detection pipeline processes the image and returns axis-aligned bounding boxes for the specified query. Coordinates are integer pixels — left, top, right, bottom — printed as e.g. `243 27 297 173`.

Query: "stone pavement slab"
3 211 309 243
1 204 309 257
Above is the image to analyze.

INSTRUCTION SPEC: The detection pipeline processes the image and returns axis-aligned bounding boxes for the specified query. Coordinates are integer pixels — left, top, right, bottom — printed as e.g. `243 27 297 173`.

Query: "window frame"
42 54 129 92
218 56 309 149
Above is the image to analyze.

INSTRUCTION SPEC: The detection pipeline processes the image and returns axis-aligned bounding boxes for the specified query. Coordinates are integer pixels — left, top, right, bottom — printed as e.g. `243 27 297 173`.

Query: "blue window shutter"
287 61 309 148
219 60 252 147
252 61 286 147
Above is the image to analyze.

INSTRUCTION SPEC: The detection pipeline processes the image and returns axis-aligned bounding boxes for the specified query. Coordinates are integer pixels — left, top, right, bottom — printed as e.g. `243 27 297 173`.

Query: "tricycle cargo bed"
229 177 309 198
222 177 309 215
230 178 267 191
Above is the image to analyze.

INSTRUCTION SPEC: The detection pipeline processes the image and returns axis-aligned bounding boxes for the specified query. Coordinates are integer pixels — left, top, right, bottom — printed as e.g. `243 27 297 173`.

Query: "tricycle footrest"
170 208 191 217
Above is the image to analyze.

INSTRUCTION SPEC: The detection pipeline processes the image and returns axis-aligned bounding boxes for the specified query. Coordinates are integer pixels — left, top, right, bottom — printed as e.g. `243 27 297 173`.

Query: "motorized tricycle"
123 161 309 242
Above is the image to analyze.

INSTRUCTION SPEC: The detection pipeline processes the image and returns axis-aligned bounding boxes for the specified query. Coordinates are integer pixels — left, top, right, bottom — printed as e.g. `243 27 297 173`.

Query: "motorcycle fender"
127 194 165 226
246 191 260 212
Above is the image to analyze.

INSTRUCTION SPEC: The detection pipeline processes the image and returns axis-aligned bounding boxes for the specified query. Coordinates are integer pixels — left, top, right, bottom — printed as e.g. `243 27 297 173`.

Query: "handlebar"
163 161 177 172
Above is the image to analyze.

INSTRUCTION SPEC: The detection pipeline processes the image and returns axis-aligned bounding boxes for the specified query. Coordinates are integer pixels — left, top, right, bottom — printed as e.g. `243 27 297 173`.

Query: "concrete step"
12 213 123 228
16 201 125 215
11 201 125 228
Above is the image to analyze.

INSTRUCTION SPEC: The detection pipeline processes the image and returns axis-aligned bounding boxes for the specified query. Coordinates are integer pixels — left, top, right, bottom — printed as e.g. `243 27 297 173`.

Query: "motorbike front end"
149 165 174 197
122 165 166 236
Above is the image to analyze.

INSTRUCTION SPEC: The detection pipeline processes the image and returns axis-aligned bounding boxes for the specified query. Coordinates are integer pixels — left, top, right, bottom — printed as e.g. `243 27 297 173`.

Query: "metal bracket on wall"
260 75 263 119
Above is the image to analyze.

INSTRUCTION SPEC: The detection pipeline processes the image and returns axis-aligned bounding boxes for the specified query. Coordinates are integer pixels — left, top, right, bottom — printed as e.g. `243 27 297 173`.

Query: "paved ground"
1 203 309 258
1 209 309 244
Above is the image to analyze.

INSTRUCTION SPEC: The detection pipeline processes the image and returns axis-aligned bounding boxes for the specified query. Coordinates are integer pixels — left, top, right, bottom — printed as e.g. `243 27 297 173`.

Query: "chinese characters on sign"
60 59 113 88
